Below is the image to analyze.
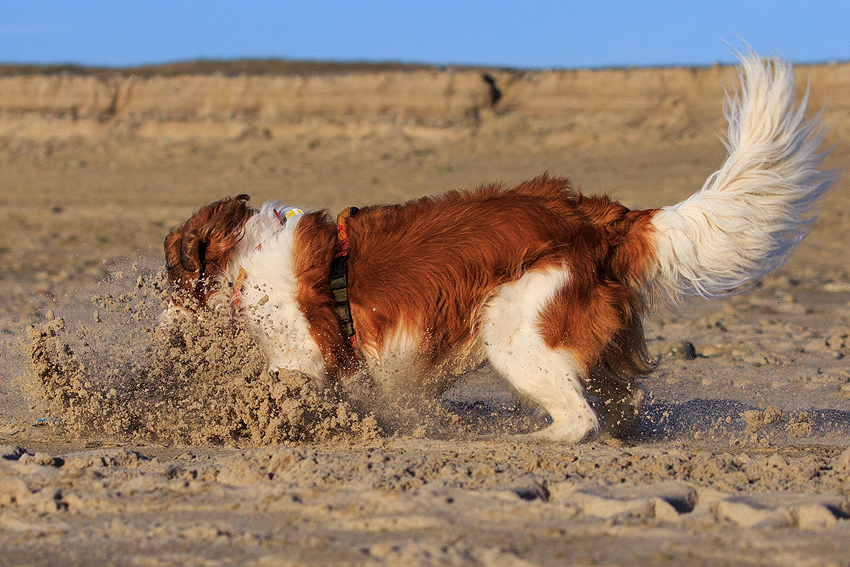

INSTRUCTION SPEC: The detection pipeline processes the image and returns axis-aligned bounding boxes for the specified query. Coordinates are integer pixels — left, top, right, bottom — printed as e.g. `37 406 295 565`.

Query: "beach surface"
1 60 850 566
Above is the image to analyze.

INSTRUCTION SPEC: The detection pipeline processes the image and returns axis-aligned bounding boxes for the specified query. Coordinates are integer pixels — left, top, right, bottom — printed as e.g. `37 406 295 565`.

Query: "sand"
1 60 850 566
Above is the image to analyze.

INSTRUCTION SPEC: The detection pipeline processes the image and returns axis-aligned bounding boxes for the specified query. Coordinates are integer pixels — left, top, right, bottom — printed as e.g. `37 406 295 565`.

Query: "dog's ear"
165 194 252 307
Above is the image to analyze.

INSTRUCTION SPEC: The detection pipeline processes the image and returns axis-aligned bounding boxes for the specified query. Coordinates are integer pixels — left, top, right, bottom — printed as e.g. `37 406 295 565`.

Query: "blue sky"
1 1 848 69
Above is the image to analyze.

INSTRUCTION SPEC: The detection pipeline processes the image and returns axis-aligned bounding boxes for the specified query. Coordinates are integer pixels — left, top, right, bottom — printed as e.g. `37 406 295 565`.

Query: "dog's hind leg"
481 266 600 443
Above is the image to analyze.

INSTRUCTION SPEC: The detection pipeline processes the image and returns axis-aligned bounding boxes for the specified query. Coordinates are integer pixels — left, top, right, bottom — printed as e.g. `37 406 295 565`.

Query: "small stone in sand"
667 341 697 360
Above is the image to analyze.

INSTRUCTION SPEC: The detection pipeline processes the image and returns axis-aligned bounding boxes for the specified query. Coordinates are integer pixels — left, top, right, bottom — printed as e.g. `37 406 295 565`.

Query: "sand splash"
23 267 378 446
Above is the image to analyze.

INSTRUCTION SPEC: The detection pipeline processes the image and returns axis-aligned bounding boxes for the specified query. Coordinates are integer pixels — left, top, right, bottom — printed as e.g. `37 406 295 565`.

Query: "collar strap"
234 267 249 307
330 207 359 345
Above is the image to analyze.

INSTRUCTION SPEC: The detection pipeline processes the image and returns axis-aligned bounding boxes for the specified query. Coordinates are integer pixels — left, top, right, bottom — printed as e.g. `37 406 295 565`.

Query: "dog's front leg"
262 339 330 390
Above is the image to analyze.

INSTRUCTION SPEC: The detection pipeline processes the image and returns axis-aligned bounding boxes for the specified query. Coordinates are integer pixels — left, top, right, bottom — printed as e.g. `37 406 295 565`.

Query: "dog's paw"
517 412 600 444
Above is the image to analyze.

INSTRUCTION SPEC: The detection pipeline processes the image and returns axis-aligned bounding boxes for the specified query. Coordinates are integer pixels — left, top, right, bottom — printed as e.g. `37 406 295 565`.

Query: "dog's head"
164 194 254 311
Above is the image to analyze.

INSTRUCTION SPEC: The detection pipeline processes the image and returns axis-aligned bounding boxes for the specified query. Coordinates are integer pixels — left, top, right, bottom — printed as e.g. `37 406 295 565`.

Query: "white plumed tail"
647 51 835 307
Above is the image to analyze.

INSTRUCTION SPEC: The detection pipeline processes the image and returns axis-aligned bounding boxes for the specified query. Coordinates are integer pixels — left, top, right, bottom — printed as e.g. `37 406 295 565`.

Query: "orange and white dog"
165 53 833 443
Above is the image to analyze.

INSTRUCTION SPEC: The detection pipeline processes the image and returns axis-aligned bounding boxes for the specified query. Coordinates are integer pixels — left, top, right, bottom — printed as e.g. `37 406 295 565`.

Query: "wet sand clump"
24 291 378 446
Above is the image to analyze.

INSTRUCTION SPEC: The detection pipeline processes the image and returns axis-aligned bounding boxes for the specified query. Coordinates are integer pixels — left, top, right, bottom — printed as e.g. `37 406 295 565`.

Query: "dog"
164 52 834 443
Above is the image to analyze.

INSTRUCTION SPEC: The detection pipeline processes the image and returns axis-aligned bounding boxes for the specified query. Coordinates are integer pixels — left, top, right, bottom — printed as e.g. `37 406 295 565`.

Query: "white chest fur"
226 205 328 387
